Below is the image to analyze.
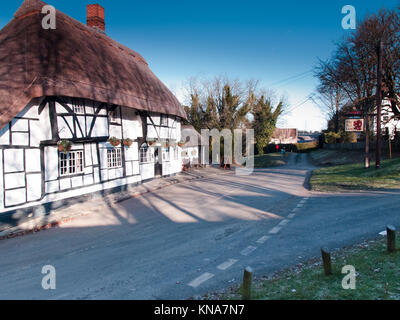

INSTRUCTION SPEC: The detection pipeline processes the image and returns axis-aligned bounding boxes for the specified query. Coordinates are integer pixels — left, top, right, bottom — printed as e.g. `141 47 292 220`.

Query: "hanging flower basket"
108 136 121 147
148 139 156 146
177 141 184 147
57 140 72 154
123 138 133 147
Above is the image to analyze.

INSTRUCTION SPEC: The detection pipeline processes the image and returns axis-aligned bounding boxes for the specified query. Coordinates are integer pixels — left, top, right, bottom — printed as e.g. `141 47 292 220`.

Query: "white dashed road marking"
199 197 313 282
256 235 270 244
188 272 214 288
269 226 281 234
240 246 257 256
278 219 289 227
217 259 238 271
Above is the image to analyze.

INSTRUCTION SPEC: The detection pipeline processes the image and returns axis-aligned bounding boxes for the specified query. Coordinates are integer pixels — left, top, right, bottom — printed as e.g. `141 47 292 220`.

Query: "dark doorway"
154 147 162 177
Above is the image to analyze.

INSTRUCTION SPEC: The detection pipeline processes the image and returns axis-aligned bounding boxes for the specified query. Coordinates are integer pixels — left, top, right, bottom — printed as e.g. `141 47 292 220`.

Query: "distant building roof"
270 128 298 143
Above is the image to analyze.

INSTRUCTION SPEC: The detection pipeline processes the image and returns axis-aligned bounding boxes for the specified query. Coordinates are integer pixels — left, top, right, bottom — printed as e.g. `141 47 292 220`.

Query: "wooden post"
242 267 253 300
387 225 396 253
321 247 332 276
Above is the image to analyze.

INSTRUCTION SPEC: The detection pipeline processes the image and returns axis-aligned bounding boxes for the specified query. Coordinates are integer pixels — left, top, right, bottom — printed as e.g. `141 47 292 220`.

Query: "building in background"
371 98 400 137
270 128 298 144
181 125 208 168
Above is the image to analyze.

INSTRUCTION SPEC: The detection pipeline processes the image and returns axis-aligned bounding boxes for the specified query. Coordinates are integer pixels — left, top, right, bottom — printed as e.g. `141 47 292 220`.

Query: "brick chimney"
87 4 105 32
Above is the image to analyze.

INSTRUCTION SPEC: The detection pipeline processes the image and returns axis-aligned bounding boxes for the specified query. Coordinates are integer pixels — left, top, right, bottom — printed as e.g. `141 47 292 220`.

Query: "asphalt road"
0 153 399 299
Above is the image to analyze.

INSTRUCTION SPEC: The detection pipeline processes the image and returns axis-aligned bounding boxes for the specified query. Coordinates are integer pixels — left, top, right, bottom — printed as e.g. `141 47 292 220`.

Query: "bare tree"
310 83 347 133
315 7 400 127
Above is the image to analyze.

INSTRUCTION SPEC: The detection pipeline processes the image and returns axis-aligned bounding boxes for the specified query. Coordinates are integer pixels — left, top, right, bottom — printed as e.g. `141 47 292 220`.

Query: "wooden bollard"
242 267 253 300
386 225 396 253
321 247 332 276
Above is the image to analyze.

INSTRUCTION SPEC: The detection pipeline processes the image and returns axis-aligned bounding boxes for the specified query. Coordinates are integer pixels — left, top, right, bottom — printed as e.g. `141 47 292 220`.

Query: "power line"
268 71 312 87
267 70 313 87
275 73 314 88
286 96 312 114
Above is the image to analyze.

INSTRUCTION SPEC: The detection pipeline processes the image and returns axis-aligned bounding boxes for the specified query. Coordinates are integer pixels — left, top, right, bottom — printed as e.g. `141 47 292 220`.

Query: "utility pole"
375 41 383 169
335 84 340 134
365 114 369 168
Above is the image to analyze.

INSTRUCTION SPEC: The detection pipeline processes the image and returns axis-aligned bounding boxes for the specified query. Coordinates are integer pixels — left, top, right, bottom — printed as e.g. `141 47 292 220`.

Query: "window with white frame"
108 107 121 123
160 114 168 126
140 143 151 163
107 148 122 168
174 147 179 160
72 100 85 114
162 147 170 161
59 150 84 176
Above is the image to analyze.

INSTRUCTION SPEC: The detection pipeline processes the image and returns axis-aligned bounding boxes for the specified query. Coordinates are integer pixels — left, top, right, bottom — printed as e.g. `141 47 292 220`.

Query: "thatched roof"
0 0 186 129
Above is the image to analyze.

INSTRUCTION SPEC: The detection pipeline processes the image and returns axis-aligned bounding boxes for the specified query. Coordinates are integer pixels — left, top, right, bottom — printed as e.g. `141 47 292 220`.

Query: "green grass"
295 141 319 153
310 157 400 191
216 237 400 300
251 153 287 168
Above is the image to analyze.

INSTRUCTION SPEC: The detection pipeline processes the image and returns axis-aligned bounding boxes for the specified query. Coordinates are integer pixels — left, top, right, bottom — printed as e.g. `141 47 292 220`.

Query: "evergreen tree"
204 96 219 130
251 96 283 155
183 93 204 132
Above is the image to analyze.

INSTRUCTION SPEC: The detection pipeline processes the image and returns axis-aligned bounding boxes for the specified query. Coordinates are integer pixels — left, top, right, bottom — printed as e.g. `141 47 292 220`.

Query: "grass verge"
310 157 400 191
209 236 400 300
252 153 287 168
295 141 319 153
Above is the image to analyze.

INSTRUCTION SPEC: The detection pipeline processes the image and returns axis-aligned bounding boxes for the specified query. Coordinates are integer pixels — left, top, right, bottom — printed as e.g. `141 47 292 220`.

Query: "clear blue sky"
1 0 399 131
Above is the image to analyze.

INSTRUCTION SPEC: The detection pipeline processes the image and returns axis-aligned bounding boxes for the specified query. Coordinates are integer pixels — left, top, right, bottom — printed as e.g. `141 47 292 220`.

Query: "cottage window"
174 147 179 160
160 115 168 127
107 148 122 168
108 107 121 124
59 150 84 176
72 100 85 114
140 143 151 163
162 147 169 161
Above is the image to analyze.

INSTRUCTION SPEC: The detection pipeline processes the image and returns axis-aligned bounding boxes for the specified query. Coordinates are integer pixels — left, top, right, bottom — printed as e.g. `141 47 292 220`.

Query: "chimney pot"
87 4 105 32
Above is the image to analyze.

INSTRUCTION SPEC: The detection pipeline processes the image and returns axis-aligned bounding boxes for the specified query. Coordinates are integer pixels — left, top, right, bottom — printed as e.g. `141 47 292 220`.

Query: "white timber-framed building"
0 1 187 220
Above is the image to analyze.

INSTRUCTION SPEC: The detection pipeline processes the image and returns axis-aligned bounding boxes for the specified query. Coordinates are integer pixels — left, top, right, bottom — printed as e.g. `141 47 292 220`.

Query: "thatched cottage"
0 1 186 217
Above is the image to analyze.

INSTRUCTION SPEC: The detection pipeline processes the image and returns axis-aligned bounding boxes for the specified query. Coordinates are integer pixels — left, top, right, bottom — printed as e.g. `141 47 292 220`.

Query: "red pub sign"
345 118 364 132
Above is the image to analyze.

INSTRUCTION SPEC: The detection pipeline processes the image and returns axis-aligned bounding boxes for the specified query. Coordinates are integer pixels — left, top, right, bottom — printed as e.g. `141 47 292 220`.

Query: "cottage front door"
154 147 162 177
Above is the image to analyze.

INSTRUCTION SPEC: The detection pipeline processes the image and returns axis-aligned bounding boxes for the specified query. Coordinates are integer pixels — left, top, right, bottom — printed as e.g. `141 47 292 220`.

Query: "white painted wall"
122 108 142 140
140 163 155 180
0 100 183 213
